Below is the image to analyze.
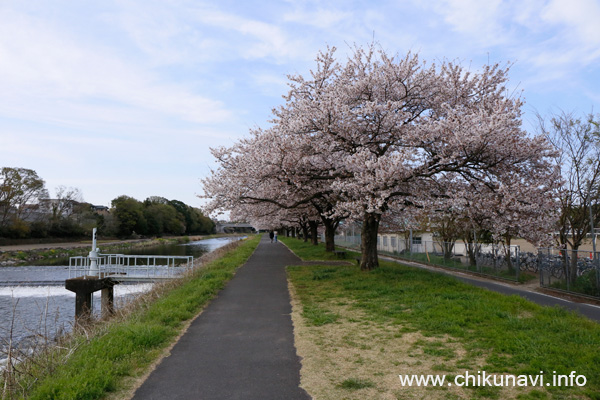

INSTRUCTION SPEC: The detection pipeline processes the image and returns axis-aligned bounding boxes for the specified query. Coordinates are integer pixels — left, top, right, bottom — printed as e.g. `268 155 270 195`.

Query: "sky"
1 0 599 211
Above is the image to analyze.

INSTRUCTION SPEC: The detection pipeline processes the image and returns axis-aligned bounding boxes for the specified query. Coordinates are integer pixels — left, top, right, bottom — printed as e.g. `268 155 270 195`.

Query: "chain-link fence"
380 238 521 281
332 233 522 281
331 232 600 295
333 233 361 250
538 247 600 297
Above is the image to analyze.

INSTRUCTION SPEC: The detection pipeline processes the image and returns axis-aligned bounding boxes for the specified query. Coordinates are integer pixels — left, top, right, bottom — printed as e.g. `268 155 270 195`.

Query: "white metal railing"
69 254 194 280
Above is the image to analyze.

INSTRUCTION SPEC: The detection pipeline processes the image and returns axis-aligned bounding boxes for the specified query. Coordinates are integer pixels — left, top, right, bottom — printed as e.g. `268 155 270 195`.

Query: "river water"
0 237 244 354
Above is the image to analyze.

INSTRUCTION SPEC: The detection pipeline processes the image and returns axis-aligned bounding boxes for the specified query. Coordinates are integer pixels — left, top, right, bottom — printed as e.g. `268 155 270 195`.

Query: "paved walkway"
132 235 310 400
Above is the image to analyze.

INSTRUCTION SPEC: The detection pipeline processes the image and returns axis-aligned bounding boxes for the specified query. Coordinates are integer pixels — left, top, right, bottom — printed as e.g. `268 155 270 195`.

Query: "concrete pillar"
74 291 92 322
101 286 115 318
66 277 118 321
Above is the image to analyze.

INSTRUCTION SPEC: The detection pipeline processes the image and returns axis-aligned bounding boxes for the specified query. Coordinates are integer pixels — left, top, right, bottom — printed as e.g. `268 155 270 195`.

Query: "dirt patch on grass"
288 280 549 400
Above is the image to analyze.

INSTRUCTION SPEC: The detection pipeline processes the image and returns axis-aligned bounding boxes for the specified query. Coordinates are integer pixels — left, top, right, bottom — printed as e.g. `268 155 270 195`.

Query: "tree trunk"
301 225 309 242
309 220 319 246
570 249 579 285
322 218 336 252
567 225 586 285
360 212 381 270
443 241 454 260
466 242 477 267
504 235 514 274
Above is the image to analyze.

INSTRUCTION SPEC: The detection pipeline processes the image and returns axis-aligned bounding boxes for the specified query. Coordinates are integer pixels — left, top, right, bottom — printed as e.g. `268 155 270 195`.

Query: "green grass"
16 235 261 400
548 270 599 297
387 251 536 282
301 303 340 326
286 242 600 399
338 377 375 389
281 236 535 283
393 251 466 269
279 236 360 261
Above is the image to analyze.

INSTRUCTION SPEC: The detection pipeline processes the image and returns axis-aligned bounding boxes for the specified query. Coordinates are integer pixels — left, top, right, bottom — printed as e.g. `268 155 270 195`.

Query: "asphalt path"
131 235 310 400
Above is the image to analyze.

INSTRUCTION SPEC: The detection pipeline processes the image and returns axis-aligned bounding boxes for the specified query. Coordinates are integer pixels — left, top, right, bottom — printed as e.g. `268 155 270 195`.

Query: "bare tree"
49 186 83 220
537 110 600 284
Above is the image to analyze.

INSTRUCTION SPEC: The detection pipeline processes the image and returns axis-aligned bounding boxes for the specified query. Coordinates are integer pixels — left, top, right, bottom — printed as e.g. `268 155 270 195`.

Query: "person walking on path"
269 230 274 242
274 230 278 243
131 234 310 400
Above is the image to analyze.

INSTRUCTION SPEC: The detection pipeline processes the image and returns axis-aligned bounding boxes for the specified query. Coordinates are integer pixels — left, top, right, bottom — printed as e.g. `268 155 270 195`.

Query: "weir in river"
0 236 244 357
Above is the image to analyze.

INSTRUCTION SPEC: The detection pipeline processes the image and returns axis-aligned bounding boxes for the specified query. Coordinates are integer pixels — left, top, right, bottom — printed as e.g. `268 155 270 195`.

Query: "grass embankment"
0 234 243 266
5 235 261 400
0 237 176 266
281 236 600 400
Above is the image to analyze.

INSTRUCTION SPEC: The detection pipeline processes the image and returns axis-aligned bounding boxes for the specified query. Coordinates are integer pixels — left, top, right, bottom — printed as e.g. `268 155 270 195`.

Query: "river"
0 237 244 357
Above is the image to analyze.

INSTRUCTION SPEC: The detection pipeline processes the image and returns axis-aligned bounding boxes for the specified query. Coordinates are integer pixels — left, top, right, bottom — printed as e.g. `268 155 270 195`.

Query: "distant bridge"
216 223 256 234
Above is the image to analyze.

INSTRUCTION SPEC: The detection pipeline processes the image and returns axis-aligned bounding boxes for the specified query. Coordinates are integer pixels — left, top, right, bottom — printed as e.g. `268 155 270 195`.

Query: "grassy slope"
22 235 261 400
281 236 600 400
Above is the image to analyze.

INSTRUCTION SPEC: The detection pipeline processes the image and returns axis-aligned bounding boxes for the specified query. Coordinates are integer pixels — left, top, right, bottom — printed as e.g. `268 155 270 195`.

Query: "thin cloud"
541 0 600 47
0 8 232 127
431 0 509 47
282 7 351 29
188 6 315 62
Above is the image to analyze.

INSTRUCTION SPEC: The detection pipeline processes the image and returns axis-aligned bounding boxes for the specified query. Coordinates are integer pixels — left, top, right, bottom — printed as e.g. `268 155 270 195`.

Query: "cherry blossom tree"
202 126 344 250
272 45 557 270
203 44 558 271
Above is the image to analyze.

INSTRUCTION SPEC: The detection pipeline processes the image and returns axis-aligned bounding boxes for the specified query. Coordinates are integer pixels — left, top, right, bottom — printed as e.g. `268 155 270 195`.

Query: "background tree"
48 186 83 220
143 198 185 236
537 110 600 283
169 199 216 235
111 195 147 238
169 199 194 233
108 196 214 238
429 212 468 260
0 168 213 240
40 186 88 237
0 167 48 230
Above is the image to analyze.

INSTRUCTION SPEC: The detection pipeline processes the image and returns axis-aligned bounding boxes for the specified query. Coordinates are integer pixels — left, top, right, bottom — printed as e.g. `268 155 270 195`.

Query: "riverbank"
1 235 261 400
0 234 239 266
